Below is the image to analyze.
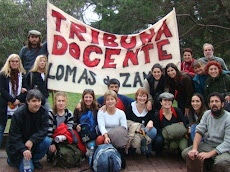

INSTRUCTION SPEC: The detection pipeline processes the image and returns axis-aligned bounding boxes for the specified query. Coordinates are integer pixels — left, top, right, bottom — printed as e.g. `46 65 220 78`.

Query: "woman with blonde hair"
26 55 49 110
0 54 27 148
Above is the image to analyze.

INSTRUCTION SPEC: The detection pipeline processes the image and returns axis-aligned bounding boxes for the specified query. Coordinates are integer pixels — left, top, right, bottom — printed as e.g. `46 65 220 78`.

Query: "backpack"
53 141 83 168
79 111 97 142
92 144 121 172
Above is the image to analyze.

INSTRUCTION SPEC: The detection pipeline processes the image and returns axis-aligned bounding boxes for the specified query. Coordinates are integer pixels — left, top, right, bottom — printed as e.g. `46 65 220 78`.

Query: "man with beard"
97 78 135 111
19 30 48 72
6 89 51 171
199 43 228 70
182 92 230 172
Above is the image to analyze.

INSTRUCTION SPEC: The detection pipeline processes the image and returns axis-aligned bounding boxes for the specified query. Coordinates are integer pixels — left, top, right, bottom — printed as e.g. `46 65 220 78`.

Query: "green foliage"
90 0 230 65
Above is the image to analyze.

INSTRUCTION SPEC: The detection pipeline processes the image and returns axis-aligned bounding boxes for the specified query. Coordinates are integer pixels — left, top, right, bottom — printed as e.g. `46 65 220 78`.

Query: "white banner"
47 2 181 95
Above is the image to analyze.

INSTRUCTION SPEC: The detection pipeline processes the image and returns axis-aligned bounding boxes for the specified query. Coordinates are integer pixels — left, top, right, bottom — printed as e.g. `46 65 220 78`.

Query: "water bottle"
88 143 95 167
23 158 32 172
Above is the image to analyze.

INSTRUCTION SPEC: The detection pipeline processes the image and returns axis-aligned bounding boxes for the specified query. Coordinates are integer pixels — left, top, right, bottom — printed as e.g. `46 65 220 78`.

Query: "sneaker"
33 161 43 170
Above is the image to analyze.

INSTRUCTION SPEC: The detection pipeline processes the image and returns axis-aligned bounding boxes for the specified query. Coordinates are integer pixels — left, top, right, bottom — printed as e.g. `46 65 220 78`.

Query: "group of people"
0 28 230 172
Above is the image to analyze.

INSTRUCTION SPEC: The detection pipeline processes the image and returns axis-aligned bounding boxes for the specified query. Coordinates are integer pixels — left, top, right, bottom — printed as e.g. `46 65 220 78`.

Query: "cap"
159 92 174 101
28 30 41 37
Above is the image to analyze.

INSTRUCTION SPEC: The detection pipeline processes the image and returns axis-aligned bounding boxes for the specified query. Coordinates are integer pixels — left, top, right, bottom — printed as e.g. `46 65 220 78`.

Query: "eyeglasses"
83 89 94 93
10 60 19 63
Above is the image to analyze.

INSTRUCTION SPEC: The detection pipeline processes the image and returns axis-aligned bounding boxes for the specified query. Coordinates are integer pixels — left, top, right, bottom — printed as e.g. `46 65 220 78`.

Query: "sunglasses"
10 60 19 63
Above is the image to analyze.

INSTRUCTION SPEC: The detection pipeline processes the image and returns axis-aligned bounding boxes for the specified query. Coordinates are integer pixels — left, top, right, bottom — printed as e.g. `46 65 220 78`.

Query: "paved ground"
0 148 187 172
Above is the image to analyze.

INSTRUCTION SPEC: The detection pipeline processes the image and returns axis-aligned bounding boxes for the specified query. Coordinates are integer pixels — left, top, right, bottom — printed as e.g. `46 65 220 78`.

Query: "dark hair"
165 63 186 87
183 48 193 55
151 63 163 72
108 78 120 87
189 93 207 125
26 89 43 101
27 35 41 49
208 92 225 103
80 89 99 112
205 61 223 75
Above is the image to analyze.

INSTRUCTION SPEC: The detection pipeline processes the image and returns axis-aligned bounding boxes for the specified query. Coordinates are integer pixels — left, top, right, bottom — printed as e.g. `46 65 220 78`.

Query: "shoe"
47 151 55 163
146 152 153 158
33 161 43 170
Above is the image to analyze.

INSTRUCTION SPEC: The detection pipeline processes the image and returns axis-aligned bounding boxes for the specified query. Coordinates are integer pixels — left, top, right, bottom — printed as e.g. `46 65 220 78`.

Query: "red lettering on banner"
83 45 102 67
155 20 172 41
157 39 172 60
69 43 80 59
103 34 118 47
69 22 86 41
52 10 66 32
121 36 136 49
91 30 99 44
141 44 154 63
52 35 67 55
123 49 140 67
102 49 121 68
140 29 155 44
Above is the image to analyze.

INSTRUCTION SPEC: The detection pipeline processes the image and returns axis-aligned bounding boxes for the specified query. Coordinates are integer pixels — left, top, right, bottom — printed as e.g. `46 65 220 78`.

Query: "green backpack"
53 142 83 168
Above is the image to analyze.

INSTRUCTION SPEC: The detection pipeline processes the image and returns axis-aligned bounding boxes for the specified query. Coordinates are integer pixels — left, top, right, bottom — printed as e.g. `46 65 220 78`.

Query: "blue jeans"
0 123 6 149
144 127 157 153
152 134 164 153
18 136 51 172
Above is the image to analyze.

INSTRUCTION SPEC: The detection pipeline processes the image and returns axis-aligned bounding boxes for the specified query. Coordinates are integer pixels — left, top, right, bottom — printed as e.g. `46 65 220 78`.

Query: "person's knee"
146 127 157 140
214 154 230 171
39 136 52 148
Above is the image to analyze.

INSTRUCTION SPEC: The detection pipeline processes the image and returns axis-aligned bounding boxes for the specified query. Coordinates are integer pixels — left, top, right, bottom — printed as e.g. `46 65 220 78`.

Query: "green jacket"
204 73 230 101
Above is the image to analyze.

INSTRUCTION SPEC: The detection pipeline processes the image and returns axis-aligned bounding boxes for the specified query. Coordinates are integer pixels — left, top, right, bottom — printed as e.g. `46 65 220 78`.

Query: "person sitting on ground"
6 89 51 171
181 48 196 77
125 88 157 158
192 60 208 97
204 61 230 103
73 89 99 153
154 92 188 154
47 92 74 161
26 55 49 111
143 63 165 112
0 54 28 149
182 92 230 172
96 90 128 168
188 93 207 144
199 43 228 71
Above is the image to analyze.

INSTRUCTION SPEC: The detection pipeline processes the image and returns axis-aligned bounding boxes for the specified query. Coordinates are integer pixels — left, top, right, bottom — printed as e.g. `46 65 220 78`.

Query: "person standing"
199 43 228 71
181 48 196 77
0 54 28 148
19 30 48 72
6 89 51 171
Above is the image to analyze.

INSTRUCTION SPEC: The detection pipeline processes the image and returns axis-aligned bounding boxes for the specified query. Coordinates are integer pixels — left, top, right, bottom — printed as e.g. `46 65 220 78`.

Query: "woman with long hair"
27 55 49 110
0 54 27 148
165 63 194 117
188 93 207 142
47 92 74 160
125 88 156 157
73 89 99 149
143 63 165 112
181 48 195 77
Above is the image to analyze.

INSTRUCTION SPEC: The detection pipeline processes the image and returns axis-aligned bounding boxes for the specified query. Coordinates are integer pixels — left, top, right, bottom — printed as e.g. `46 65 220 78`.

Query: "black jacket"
26 72 49 98
146 74 165 111
6 104 49 166
0 72 28 125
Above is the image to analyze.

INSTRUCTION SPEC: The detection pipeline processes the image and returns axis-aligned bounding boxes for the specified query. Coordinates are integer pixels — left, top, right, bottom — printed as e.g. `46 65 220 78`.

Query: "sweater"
196 110 230 154
97 108 127 135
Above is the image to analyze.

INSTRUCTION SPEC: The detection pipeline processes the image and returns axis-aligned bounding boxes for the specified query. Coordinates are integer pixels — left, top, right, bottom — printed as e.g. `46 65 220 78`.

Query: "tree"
0 0 86 67
89 0 230 64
